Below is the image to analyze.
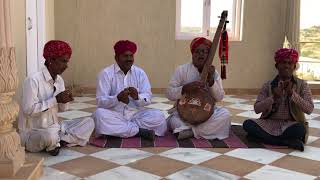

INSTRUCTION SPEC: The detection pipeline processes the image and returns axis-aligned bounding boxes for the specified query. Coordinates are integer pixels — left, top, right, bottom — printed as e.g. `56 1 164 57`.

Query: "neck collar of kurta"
42 67 55 83
190 63 201 74
114 63 134 74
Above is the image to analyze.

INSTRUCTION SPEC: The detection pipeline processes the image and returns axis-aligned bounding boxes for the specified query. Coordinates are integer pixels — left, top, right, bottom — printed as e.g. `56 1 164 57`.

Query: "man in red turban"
166 37 231 140
113 40 137 56
189 37 215 87
43 40 72 60
43 40 72 77
274 48 299 64
112 40 138 75
19 40 94 156
93 40 167 141
243 48 314 151
190 37 212 54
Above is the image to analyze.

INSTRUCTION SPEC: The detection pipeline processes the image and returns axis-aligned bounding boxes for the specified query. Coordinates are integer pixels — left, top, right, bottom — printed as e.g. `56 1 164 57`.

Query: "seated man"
93 40 167 140
166 37 231 140
19 40 95 156
243 48 314 151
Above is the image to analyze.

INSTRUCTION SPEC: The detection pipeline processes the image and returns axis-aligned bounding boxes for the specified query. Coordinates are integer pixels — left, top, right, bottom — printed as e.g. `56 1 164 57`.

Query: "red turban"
114 40 137 55
190 37 212 54
274 48 299 64
43 40 72 60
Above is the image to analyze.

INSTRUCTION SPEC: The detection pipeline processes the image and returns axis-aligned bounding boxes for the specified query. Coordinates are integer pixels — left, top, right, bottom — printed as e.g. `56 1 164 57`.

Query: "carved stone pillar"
0 48 25 178
0 0 42 178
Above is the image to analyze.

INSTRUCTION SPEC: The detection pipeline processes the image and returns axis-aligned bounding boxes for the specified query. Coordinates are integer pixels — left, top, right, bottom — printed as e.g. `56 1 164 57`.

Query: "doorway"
26 0 46 76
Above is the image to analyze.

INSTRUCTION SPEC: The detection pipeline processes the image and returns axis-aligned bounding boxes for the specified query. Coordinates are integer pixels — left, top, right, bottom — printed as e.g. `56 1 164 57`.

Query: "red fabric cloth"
219 31 229 79
190 37 212 54
114 40 137 55
219 31 229 64
274 48 299 64
43 40 72 60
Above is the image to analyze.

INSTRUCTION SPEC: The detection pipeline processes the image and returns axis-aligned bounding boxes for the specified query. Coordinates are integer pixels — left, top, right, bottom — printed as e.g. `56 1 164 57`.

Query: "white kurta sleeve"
133 71 152 107
210 71 225 102
166 66 183 101
56 76 69 112
96 71 119 109
22 78 57 116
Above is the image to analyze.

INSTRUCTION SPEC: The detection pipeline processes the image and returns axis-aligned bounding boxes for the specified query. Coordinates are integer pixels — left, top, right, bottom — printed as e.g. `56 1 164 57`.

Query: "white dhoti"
167 107 231 139
22 117 94 152
93 108 167 138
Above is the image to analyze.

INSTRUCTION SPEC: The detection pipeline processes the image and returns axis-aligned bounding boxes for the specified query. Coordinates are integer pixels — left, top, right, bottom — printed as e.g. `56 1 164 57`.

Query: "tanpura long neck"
200 11 228 83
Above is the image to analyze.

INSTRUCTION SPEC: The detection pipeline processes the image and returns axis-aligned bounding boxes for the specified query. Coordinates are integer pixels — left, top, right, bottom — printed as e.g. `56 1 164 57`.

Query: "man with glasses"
166 37 231 140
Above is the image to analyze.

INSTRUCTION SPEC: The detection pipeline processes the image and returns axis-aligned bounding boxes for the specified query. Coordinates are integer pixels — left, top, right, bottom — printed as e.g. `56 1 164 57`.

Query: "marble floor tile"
226 104 254 111
236 111 261 119
307 136 320 144
145 103 173 111
87 166 161 180
289 146 320 161
159 148 221 164
309 139 320 148
51 156 119 178
57 110 92 120
90 148 153 165
152 97 170 103
313 99 320 103
127 155 192 177
231 122 243 126
305 113 320 120
222 97 248 104
314 103 320 110
271 155 320 177
201 155 264 177
167 165 239 180
245 165 316 180
73 97 96 103
308 120 320 128
225 148 286 164
43 149 85 166
41 167 80 180
309 127 320 137
68 102 96 110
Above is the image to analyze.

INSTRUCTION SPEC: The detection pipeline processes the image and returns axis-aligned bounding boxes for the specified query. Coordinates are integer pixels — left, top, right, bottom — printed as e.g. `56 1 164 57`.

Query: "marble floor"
33 94 320 180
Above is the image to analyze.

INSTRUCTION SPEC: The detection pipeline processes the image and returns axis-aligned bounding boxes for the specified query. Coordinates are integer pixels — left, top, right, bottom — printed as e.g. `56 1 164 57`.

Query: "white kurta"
166 63 231 139
18 67 95 152
93 64 167 137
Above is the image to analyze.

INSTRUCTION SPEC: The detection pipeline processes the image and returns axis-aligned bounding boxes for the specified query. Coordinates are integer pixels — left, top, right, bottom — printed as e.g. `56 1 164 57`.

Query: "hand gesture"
207 65 215 86
127 87 139 100
283 80 293 96
56 90 74 104
117 89 130 104
272 86 282 100
182 81 205 94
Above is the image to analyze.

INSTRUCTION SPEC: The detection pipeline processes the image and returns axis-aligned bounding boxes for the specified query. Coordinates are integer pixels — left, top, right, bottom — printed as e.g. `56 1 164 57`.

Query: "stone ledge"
1 155 43 180
0 146 25 178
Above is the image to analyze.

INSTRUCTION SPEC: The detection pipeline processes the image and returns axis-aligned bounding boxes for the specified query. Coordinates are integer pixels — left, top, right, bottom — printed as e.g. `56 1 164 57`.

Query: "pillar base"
0 154 43 180
0 145 25 178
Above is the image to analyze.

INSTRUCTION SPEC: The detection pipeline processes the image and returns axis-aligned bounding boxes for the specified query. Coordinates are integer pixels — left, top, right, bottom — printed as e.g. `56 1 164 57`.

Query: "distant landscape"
300 26 320 59
297 26 320 81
